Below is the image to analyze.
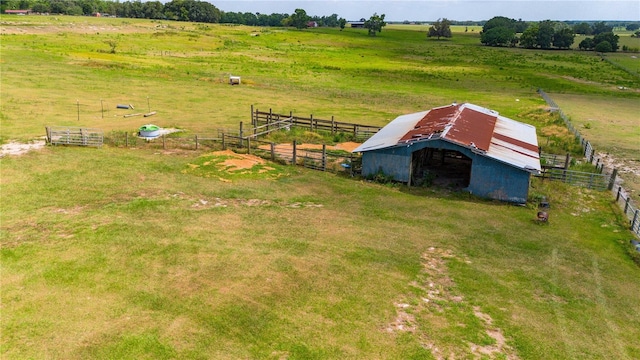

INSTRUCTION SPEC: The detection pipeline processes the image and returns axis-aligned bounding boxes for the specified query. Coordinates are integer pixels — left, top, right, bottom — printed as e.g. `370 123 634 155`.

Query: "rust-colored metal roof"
354 103 541 172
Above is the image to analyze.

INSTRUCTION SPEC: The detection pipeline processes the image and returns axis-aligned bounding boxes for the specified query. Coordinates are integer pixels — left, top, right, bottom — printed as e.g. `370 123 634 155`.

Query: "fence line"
538 89 638 238
251 106 382 141
600 54 640 79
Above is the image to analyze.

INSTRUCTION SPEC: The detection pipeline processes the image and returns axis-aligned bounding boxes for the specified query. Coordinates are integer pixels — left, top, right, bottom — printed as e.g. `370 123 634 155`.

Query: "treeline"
0 0 345 28
480 16 631 52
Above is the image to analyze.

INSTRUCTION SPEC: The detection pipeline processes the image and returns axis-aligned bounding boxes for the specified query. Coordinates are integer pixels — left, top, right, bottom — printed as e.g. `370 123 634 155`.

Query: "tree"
482 16 515 32
288 8 309 29
591 21 612 35
339 18 346 31
364 13 386 36
552 27 575 49
480 26 516 46
626 23 640 31
578 37 594 50
573 22 592 35
519 24 538 48
595 41 613 52
536 20 555 49
593 32 619 51
427 18 452 40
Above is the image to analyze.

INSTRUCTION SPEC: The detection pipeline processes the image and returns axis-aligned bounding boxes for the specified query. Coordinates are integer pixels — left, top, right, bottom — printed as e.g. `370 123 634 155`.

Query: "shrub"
595 41 613 53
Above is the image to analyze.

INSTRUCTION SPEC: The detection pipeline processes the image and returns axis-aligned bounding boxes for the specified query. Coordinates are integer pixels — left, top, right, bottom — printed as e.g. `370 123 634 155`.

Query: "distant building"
353 103 541 203
307 21 318 28
350 21 365 28
5 9 31 15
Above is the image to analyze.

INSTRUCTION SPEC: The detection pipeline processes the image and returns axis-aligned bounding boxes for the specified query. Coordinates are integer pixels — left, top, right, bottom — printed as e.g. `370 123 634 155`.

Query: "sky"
213 1 640 22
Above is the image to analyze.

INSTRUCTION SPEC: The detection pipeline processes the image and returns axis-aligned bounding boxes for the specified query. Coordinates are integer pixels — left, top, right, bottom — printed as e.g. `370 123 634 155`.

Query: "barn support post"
322 144 327 171
408 152 413 187
608 169 618 190
270 142 275 161
292 140 297 165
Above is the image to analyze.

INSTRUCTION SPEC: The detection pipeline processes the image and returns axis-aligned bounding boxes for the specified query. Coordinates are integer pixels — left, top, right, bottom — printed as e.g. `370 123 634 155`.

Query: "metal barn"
353 103 541 203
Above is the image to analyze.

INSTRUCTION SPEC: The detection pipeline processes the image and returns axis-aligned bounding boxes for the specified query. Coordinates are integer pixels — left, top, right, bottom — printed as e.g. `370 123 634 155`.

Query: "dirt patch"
0 140 46 157
185 196 323 210
211 149 266 171
386 247 519 360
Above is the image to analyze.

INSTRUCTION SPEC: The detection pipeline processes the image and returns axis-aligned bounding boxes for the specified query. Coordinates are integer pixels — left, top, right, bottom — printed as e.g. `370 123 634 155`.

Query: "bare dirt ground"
386 247 520 360
0 140 46 157
210 149 267 171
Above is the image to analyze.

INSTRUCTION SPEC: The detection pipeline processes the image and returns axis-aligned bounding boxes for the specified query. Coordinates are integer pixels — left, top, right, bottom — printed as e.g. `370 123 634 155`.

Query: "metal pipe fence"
538 89 638 238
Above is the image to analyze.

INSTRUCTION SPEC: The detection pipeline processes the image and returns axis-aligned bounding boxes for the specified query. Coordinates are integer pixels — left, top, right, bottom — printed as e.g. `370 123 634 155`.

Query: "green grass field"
1 16 640 359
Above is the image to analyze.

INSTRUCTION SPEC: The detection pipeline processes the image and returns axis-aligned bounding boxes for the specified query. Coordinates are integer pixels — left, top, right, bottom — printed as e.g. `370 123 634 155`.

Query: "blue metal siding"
361 139 531 203
361 147 412 182
468 155 531 203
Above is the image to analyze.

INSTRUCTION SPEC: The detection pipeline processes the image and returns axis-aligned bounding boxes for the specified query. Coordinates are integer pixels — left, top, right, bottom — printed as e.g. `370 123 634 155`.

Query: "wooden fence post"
616 186 622 202
564 153 570 170
270 142 275 161
222 132 226 150
239 121 244 148
247 137 251 154
45 127 51 144
195 135 199 150
624 195 631 215
162 135 166 149
292 140 297 165
631 210 639 230
310 114 314 131
126 132 129 147
251 104 254 127
331 116 335 135
322 144 327 171
608 169 618 190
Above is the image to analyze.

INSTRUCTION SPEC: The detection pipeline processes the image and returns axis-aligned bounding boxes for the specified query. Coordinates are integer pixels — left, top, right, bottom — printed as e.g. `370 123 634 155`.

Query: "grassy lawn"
1 16 640 359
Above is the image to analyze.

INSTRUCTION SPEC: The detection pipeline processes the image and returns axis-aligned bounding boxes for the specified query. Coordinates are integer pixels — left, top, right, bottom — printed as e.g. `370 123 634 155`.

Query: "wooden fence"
47 126 103 147
101 131 359 176
251 106 382 141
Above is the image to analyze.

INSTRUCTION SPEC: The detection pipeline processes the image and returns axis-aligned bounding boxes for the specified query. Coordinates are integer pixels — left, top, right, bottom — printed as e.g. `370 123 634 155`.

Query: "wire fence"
538 89 639 238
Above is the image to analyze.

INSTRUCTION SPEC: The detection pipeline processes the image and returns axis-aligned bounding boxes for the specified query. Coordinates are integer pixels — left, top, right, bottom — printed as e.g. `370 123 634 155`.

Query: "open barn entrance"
410 148 471 188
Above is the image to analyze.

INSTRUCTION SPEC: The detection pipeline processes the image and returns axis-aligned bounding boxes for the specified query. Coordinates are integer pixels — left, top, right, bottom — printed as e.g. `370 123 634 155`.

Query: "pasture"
1 16 640 359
